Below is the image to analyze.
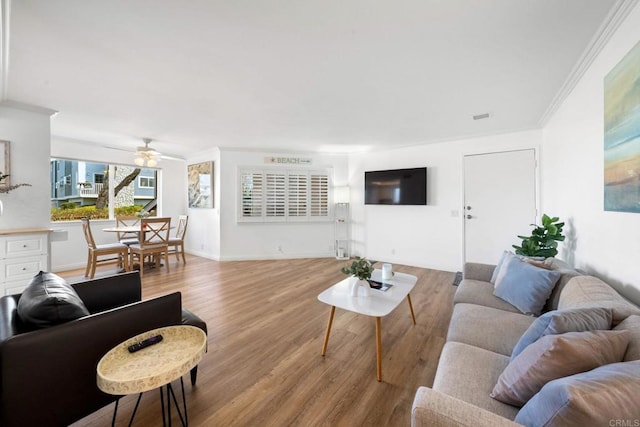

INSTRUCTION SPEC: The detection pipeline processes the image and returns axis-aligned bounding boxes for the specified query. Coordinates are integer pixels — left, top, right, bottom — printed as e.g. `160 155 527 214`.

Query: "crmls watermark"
610 420 640 427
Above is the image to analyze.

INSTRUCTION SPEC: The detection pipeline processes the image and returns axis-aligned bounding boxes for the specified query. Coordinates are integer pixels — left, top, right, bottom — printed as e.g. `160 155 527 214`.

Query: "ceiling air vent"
472 113 491 120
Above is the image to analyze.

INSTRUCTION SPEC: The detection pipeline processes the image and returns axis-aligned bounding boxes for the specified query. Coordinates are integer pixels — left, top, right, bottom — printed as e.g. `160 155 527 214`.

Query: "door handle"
466 215 473 219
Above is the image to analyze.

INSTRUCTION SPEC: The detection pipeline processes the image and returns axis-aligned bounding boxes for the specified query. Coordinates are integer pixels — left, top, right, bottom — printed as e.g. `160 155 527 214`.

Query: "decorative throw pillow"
493 256 561 316
511 307 613 360
614 315 640 361
17 271 90 328
522 258 552 270
490 251 515 285
490 329 630 407
515 360 640 426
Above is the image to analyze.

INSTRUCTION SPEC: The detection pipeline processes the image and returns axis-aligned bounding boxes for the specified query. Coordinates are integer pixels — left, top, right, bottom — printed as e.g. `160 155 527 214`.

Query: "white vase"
349 277 371 297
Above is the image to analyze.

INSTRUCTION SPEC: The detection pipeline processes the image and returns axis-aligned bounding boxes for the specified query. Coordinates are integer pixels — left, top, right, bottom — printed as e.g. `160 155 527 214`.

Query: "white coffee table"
317 268 417 381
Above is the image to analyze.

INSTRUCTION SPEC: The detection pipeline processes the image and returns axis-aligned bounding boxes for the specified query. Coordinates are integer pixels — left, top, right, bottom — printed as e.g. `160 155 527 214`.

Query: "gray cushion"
453 279 521 313
515 360 640 426
17 271 90 328
558 276 640 325
491 330 630 407
447 303 535 356
614 315 640 361
543 258 582 312
490 251 514 284
493 256 561 316
433 342 520 420
511 307 613 360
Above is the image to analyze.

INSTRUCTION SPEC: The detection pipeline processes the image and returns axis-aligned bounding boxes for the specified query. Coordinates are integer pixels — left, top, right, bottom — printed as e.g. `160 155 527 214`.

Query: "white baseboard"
219 252 334 262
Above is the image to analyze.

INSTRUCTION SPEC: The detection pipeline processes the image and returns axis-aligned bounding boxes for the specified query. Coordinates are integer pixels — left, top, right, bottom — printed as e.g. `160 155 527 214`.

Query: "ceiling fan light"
134 138 161 167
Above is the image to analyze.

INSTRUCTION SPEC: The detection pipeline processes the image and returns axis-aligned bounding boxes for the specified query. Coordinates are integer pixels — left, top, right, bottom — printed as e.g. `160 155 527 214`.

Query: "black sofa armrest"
0 296 20 343
72 271 142 314
0 292 182 427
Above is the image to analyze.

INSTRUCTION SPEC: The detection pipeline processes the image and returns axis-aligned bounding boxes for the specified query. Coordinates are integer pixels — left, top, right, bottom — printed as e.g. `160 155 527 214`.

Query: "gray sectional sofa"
411 259 640 426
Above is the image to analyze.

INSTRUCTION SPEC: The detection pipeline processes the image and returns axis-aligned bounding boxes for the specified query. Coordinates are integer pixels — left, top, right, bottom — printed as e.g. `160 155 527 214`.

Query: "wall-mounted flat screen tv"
364 167 427 205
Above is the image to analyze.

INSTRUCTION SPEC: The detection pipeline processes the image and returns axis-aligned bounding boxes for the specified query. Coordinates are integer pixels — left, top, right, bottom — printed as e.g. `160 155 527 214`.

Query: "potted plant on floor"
341 257 377 296
512 214 565 258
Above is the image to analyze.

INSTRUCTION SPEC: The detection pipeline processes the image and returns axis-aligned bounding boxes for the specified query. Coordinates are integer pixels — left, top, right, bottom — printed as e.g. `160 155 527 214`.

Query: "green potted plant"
512 214 565 258
341 257 377 296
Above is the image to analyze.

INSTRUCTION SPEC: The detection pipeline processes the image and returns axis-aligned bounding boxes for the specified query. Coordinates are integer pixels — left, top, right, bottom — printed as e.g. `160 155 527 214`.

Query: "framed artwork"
188 161 214 208
0 140 10 188
604 40 640 213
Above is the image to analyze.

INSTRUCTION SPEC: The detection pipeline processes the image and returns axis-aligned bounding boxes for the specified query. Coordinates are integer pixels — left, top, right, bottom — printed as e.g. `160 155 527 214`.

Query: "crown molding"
0 99 58 116
539 0 639 126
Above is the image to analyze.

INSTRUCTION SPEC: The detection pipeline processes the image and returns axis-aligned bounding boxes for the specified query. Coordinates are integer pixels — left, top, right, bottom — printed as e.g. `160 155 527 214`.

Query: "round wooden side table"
97 325 207 426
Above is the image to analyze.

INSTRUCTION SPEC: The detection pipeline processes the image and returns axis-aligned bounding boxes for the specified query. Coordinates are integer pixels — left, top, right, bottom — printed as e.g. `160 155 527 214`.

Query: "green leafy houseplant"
512 214 565 258
341 257 377 281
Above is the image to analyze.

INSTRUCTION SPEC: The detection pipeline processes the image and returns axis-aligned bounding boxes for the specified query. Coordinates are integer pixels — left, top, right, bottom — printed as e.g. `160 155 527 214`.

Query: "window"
138 176 155 188
50 158 158 222
239 168 330 222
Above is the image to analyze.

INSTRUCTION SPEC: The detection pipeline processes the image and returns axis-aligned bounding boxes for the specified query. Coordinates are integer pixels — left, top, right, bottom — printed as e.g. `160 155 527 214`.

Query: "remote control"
128 334 163 353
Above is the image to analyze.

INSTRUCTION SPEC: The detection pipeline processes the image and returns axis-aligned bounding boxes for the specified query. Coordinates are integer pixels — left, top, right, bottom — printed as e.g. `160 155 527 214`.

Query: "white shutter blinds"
238 168 330 222
240 171 263 218
265 172 286 218
310 173 329 217
288 173 308 217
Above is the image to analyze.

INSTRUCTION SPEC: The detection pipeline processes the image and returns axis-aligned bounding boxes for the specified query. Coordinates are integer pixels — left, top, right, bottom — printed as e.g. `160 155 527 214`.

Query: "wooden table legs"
375 317 382 381
407 294 417 325
321 294 416 382
321 306 335 356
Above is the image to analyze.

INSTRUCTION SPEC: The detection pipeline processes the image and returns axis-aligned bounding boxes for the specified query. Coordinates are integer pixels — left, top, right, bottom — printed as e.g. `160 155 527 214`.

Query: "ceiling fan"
134 138 161 167
95 138 184 163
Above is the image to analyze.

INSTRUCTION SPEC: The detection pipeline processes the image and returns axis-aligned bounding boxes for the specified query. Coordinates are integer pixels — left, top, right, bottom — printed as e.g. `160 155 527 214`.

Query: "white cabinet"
0 229 51 295
334 202 349 260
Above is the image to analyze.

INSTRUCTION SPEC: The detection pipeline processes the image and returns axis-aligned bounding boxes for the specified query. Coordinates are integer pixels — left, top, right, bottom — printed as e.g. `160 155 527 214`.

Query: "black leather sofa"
0 271 207 427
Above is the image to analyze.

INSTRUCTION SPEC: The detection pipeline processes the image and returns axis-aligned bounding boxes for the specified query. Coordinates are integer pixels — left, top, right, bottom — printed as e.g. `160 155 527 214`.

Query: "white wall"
349 130 542 272
184 148 221 260
217 149 349 260
541 3 640 305
49 136 187 271
0 104 52 229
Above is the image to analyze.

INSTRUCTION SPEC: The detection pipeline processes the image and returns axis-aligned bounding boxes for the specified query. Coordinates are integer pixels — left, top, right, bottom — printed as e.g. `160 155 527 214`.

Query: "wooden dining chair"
168 215 188 264
128 217 171 279
81 217 130 279
115 215 140 246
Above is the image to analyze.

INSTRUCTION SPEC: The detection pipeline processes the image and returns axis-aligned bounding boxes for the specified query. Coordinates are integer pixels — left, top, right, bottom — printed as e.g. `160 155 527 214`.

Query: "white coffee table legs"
321 294 416 382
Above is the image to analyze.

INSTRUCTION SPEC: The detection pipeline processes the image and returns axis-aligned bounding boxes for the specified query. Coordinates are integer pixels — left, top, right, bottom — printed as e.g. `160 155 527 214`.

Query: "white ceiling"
5 0 621 158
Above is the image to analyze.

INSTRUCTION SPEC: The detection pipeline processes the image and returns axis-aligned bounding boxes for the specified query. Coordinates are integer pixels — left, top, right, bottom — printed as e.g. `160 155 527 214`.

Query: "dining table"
102 225 171 271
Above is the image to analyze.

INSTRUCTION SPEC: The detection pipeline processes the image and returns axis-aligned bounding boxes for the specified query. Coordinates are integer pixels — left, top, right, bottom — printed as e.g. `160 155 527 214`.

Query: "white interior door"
464 149 537 265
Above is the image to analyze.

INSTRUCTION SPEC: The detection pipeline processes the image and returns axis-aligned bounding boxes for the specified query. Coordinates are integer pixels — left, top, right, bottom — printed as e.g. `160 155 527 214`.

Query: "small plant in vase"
135 210 151 219
341 257 377 296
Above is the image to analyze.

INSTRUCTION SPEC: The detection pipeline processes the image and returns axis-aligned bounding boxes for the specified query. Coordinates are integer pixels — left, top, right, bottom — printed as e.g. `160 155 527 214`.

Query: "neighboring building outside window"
50 158 158 221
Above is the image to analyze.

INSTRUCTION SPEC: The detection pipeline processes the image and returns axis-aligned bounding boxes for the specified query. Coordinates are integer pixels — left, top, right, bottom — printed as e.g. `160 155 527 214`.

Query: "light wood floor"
63 255 457 426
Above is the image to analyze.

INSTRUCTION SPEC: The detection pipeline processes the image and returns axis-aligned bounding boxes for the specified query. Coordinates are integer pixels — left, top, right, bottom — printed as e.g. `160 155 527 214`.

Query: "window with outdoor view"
50 159 158 221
